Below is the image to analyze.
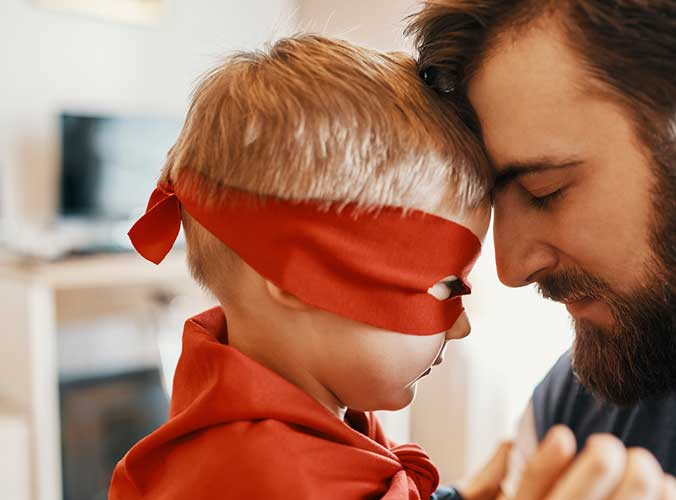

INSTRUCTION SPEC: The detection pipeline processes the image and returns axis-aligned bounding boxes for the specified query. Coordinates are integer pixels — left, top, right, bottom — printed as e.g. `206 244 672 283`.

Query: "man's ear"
264 280 312 311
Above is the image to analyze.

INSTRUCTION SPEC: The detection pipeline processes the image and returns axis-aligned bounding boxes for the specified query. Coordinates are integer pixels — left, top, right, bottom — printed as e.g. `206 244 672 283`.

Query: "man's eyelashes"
526 188 566 210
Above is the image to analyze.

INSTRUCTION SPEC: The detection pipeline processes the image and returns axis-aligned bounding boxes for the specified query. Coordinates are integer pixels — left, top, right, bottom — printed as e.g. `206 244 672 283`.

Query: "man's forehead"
467 23 601 177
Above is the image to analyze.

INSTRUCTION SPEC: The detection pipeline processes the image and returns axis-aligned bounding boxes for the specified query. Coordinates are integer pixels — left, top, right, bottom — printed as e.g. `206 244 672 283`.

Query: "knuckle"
586 433 622 448
623 449 661 494
544 426 576 460
663 474 676 498
625 471 652 494
583 435 625 477
587 452 618 477
628 447 660 471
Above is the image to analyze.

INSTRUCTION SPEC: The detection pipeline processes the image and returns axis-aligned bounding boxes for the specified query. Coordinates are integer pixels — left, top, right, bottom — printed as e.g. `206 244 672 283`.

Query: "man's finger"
513 425 576 500
608 448 662 500
484 441 512 475
545 434 627 500
459 441 512 500
660 474 676 500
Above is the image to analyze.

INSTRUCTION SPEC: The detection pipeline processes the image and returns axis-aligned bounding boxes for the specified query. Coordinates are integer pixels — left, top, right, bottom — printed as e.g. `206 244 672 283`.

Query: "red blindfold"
128 171 482 335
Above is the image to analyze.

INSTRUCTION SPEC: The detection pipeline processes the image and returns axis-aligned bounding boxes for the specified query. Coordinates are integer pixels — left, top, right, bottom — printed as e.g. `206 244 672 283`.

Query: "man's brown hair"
161 34 492 298
407 0 676 281
407 1 676 145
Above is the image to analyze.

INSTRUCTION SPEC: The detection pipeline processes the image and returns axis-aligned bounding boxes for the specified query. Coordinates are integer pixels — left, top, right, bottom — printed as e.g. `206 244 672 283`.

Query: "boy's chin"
349 386 417 413
378 385 418 412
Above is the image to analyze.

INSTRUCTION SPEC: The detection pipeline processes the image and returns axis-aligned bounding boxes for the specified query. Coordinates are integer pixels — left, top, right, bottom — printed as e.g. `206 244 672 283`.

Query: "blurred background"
0 1 573 499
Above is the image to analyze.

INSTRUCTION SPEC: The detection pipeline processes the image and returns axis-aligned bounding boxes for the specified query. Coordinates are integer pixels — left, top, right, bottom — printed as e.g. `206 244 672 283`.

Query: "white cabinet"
0 252 200 500
0 414 30 500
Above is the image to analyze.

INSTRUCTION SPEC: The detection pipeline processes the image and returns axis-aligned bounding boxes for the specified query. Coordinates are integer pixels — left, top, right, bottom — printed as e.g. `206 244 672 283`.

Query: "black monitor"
59 113 182 221
59 368 169 500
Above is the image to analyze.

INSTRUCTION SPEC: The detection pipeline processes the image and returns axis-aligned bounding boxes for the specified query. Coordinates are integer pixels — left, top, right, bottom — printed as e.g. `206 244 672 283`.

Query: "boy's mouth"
412 367 434 384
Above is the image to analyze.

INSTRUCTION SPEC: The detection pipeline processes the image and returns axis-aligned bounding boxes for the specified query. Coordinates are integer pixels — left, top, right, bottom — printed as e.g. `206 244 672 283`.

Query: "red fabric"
108 307 440 500
128 171 482 334
128 184 181 265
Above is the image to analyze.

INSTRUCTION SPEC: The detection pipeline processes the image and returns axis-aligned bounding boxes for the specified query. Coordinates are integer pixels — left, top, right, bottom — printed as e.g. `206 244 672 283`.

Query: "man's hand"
457 441 512 500
456 426 676 500
511 425 676 500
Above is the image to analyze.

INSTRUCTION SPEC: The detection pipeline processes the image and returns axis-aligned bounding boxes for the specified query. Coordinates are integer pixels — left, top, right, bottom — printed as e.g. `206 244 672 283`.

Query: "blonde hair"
162 34 491 297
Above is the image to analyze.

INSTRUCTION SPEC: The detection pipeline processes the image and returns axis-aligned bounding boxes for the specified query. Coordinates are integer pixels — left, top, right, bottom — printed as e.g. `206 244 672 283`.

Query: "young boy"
110 35 491 499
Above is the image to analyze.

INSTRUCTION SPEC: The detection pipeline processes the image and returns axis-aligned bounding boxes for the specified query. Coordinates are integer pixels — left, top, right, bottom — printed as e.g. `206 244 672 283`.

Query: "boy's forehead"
401 180 490 242
428 200 491 242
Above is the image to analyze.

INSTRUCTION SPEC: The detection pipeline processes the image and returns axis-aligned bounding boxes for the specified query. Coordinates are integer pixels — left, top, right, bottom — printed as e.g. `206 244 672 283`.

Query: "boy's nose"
434 312 472 366
445 312 471 341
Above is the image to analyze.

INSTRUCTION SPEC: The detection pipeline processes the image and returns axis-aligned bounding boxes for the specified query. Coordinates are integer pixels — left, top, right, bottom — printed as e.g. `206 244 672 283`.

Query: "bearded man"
409 1 676 499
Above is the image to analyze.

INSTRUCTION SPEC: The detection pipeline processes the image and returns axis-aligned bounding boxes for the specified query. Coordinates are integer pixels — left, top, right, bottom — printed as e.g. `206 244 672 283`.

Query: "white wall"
298 0 418 52
0 0 298 227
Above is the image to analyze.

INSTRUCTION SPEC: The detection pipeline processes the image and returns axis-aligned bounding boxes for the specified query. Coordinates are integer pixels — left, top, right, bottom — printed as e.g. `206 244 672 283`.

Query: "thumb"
458 441 513 500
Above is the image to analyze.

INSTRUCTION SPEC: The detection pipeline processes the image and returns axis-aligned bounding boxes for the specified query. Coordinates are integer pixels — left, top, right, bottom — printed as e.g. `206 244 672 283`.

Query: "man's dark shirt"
533 351 676 474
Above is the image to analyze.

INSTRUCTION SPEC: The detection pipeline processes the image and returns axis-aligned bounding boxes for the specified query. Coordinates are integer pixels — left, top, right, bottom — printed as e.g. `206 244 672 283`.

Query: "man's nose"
493 201 559 287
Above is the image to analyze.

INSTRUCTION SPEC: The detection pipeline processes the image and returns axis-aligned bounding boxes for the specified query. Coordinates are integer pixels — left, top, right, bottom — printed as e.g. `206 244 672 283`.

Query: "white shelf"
0 250 196 500
0 413 30 500
0 251 190 290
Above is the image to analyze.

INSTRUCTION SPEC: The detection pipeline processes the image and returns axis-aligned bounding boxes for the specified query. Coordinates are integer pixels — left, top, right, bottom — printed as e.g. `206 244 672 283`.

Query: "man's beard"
537 171 675 407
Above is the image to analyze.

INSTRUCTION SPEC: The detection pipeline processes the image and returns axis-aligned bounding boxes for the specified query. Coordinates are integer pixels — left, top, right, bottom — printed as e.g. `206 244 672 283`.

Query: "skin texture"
468 23 655 317
468 18 676 406
220 201 490 419
457 18 676 500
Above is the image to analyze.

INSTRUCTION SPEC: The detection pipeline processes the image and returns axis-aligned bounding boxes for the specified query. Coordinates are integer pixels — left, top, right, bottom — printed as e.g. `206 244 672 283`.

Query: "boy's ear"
264 280 312 311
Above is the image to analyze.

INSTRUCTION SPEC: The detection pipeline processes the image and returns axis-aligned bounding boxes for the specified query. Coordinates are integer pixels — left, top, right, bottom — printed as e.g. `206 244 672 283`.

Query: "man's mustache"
536 269 610 304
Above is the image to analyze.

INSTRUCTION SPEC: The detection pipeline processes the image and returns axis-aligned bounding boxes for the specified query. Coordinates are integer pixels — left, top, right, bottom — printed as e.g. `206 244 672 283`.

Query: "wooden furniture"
0 251 194 500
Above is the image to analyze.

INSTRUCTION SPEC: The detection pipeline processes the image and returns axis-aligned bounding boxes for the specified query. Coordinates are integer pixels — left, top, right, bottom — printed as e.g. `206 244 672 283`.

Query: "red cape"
109 307 439 499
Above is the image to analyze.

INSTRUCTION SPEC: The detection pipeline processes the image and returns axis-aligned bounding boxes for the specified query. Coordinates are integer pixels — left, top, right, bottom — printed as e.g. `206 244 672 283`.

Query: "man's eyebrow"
493 158 583 190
